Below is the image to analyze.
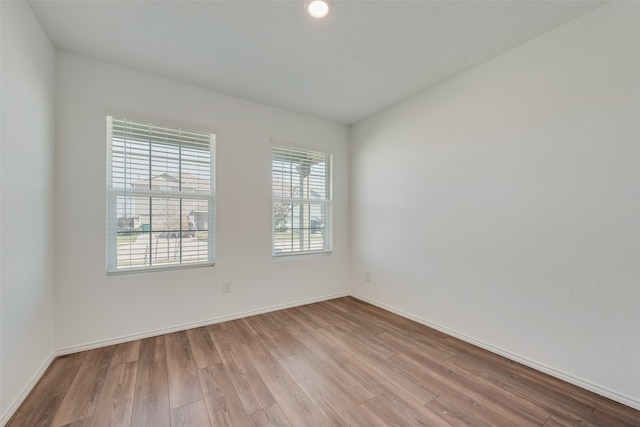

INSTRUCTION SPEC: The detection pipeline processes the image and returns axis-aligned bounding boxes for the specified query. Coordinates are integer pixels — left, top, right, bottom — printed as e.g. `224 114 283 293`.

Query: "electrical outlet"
223 280 231 293
365 271 371 282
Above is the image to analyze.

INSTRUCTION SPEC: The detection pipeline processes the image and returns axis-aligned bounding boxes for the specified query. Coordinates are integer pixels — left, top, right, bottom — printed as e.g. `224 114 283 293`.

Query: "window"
272 145 332 257
106 114 215 273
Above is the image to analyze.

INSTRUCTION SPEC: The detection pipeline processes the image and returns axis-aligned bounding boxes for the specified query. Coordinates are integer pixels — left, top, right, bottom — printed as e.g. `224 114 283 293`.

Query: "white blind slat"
107 115 215 273
272 145 332 257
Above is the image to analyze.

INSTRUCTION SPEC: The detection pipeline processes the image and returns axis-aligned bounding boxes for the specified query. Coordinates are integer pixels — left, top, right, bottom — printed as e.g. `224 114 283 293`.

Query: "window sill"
272 251 332 261
107 261 215 276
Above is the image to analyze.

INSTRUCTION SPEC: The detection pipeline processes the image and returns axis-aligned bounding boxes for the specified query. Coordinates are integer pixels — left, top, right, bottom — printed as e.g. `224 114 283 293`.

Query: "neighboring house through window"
106 113 215 273
272 144 332 257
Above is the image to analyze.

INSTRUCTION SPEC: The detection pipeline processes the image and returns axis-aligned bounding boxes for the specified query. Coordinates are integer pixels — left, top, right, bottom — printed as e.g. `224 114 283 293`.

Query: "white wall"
0 1 57 422
350 2 640 409
54 52 349 351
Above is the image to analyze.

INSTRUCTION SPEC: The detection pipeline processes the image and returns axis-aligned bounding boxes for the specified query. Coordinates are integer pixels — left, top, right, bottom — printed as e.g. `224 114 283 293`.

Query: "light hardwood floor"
7 297 640 426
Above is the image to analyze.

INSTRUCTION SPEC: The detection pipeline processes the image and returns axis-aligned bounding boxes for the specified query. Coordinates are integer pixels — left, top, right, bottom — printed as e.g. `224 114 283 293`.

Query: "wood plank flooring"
7 297 640 426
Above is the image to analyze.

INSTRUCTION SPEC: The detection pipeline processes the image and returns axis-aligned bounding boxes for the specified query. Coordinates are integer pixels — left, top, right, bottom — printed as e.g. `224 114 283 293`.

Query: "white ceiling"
29 0 604 125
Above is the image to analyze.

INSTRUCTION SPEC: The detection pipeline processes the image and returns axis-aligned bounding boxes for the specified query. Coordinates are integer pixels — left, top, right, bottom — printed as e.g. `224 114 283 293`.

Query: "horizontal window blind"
107 115 215 273
272 145 332 256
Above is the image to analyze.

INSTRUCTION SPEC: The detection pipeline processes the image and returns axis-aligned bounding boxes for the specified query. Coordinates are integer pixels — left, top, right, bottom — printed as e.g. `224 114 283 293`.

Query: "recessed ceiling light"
308 0 330 18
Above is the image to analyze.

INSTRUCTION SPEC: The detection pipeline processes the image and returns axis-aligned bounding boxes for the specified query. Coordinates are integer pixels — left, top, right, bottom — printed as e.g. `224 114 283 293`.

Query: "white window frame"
272 144 333 258
106 111 215 274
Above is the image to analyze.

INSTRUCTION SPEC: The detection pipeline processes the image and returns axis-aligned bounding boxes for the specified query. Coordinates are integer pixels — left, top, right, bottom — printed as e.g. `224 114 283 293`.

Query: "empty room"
1 0 639 425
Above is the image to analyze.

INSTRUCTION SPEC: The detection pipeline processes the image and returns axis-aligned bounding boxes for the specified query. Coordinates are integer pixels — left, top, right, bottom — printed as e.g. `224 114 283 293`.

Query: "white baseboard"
1 352 56 426
351 292 640 411
54 291 349 356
